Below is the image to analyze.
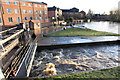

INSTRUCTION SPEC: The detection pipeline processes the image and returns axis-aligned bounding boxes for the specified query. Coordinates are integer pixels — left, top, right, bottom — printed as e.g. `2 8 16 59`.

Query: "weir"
0 25 119 79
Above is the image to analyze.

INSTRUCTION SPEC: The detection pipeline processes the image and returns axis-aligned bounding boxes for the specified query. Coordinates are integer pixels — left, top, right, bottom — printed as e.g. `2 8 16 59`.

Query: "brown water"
30 44 120 77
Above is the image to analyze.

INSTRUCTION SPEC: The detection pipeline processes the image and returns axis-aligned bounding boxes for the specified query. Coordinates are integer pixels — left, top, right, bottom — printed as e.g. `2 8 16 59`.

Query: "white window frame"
23 10 27 13
7 8 12 13
15 9 19 13
22 3 26 6
14 2 18 5
16 17 20 22
8 17 13 22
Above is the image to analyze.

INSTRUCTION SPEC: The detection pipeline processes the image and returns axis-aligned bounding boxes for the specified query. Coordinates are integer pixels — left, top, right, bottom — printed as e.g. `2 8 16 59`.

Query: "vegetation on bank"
110 9 120 22
12 67 120 80
45 27 120 37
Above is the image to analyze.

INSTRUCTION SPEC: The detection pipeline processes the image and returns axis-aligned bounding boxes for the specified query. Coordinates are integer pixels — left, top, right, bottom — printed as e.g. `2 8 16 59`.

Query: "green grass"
10 67 120 80
27 67 120 80
45 28 120 37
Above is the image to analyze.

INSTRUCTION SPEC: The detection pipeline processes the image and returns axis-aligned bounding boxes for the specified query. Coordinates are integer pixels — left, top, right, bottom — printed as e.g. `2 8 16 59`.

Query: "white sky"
29 0 120 14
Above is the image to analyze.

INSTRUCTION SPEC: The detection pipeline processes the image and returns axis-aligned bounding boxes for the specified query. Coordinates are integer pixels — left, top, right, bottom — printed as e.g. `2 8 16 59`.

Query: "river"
76 21 120 34
30 21 120 77
30 43 120 77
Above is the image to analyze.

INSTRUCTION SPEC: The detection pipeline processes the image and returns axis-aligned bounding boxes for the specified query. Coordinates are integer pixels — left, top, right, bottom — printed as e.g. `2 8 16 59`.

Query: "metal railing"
0 27 24 59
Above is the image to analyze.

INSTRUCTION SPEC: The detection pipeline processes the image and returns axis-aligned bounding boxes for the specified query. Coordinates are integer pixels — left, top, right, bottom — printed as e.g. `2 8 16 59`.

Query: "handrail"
0 29 24 45
0 38 19 60
0 27 17 34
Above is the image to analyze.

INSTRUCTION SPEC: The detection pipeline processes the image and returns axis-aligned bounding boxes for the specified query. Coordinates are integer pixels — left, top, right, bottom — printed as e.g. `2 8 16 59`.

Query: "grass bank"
28 67 120 80
45 27 120 37
11 67 120 80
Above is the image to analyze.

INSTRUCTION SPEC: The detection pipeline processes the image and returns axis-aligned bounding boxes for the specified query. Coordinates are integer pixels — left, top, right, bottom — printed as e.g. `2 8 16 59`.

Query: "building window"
39 5 42 7
40 17 42 20
28 3 32 6
0 18 2 23
22 3 26 6
24 17 28 20
16 17 20 22
36 10 38 14
15 9 19 13
8 17 13 22
35 4 38 7
45 11 47 14
36 17 39 20
29 10 32 13
30 17 33 20
6 1 10 4
7 9 12 13
14 2 18 5
40 11 42 14
23 10 27 13
44 6 47 8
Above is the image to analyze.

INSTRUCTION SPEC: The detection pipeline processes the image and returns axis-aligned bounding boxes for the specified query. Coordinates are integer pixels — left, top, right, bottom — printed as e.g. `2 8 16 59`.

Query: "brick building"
2 0 22 26
0 10 3 27
0 0 49 32
62 8 86 20
0 0 4 30
48 6 62 22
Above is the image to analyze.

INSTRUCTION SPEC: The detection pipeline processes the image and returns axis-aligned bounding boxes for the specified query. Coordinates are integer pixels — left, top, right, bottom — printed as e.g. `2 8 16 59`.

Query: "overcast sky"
28 0 119 14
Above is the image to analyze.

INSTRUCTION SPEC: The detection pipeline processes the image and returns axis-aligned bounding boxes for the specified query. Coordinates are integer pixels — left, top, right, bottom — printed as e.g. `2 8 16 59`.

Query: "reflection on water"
80 21 120 34
30 44 120 77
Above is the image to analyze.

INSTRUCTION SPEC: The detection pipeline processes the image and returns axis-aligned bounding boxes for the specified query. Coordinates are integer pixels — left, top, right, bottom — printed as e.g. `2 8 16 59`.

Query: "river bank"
45 27 120 37
29 66 120 80
10 66 120 80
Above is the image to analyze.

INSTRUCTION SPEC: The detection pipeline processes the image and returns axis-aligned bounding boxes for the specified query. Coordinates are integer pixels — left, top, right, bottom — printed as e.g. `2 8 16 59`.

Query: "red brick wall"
1 0 49 26
48 11 55 19
2 1 21 26
33 3 42 23
0 11 3 26
20 1 33 23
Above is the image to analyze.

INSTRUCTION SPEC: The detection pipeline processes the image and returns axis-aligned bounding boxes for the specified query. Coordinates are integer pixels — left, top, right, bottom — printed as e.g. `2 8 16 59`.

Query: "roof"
62 9 71 12
18 0 47 5
62 7 79 12
48 6 57 11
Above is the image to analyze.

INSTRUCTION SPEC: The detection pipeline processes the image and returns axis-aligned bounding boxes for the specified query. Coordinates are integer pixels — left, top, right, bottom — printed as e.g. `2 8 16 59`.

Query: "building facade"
62 8 86 20
0 0 49 30
2 0 22 26
0 9 3 27
48 6 62 22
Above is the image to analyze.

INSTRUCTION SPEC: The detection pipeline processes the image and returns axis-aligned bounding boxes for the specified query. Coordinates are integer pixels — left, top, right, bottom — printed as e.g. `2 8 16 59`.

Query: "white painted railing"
0 28 24 59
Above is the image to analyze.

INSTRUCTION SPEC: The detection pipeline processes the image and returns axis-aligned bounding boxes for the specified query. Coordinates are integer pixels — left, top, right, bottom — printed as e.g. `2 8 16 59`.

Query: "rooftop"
18 0 47 5
48 6 57 11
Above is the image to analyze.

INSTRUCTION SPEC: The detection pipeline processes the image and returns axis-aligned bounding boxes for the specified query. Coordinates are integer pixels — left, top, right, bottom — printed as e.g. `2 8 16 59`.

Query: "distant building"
62 7 86 20
48 6 62 22
70 7 79 12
